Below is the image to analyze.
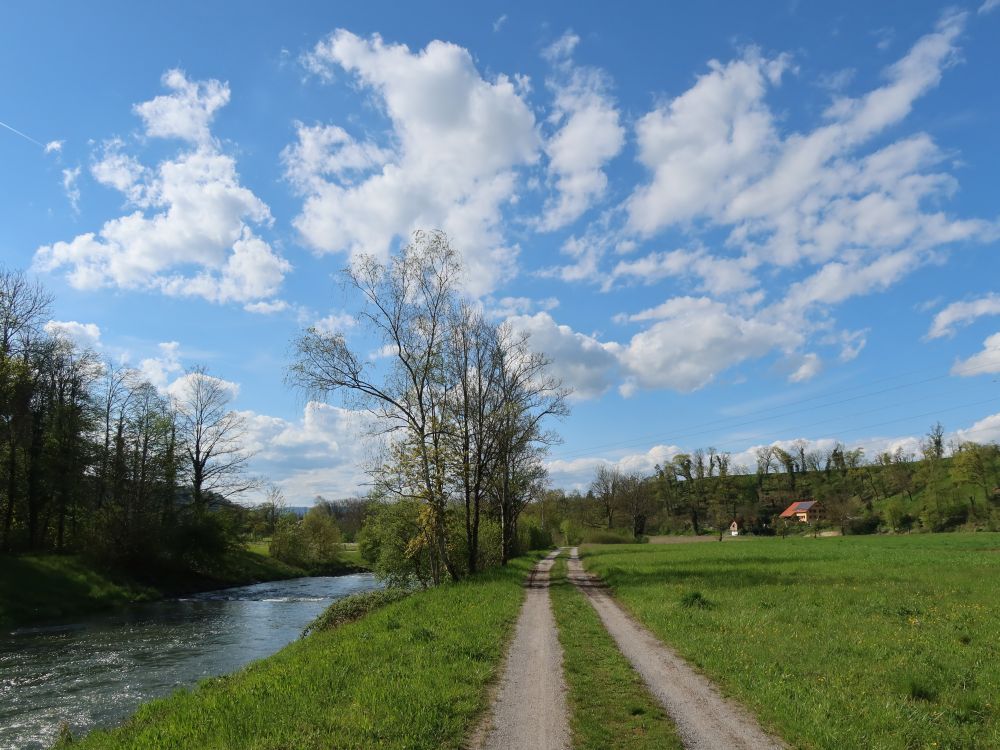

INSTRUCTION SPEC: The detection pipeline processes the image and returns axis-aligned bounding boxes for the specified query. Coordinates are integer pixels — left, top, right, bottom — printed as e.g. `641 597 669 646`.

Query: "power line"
550 359 999 460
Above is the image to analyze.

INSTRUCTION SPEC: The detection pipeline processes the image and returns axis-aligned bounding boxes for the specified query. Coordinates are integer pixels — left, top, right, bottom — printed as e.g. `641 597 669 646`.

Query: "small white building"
729 520 739 536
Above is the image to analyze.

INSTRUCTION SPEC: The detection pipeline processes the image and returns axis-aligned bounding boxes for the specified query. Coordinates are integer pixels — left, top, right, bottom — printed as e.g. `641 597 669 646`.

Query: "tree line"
0 268 257 570
534 423 1000 542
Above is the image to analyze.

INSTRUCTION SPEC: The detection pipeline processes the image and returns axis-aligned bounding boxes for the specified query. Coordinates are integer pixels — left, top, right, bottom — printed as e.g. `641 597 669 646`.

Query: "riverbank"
0 549 306 629
62 554 543 750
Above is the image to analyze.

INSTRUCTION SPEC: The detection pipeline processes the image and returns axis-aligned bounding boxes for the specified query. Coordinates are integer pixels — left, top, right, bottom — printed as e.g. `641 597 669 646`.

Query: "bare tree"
172 366 256 510
490 322 569 563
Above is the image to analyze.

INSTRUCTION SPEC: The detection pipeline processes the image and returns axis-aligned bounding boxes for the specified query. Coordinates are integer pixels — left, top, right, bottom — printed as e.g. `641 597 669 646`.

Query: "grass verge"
549 556 683 750
64 554 543 750
582 533 1000 750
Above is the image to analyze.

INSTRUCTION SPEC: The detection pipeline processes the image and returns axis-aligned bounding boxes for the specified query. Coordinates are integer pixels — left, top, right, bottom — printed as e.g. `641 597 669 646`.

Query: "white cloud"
34 71 290 307
955 411 1000 443
313 311 356 334
241 401 379 502
167 369 240 403
139 341 182 391
952 332 1000 377
628 49 787 235
62 166 81 213
508 312 620 400
244 299 290 314
610 247 758 295
618 297 798 393
44 320 101 349
281 122 391 191
546 443 682 490
485 295 559 319
927 293 1000 338
980 0 1000 15
539 32 624 230
789 352 822 383
133 69 230 144
91 138 148 202
44 140 63 154
292 30 540 295
493 14 508 32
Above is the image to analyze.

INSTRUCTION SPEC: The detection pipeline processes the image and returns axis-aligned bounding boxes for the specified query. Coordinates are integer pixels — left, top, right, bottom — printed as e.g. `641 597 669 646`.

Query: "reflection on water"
0 574 380 750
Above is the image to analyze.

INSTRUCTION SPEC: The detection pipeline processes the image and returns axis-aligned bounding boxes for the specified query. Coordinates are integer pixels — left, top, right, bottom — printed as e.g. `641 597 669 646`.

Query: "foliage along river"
0 573 381 749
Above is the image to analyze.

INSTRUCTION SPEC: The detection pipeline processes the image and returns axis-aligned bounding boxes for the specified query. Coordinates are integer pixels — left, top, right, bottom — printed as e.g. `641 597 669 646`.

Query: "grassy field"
65 554 543 750
582 533 1000 750
549 555 683 750
0 549 305 628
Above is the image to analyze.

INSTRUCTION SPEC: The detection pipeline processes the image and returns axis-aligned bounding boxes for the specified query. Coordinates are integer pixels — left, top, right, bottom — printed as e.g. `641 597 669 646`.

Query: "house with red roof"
779 500 821 524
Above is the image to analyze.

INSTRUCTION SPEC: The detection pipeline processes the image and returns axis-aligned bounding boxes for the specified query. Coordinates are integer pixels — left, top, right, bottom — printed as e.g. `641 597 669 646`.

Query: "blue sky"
2 0 999 501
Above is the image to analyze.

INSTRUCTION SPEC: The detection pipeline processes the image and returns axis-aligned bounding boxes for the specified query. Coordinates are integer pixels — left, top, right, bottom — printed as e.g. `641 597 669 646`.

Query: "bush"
301 588 410 637
845 514 881 535
516 517 553 553
581 529 636 544
560 519 583 546
269 508 343 574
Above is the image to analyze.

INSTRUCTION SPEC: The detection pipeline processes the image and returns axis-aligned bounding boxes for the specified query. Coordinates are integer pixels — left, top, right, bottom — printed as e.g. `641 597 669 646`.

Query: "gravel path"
474 550 570 750
567 548 785 750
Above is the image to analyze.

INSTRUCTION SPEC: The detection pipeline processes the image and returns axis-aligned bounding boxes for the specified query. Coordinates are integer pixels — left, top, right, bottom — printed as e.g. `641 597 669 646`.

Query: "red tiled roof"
779 500 816 517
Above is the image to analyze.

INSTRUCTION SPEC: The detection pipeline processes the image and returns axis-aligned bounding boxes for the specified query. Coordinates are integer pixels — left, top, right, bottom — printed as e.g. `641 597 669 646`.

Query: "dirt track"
567 547 785 750
474 550 570 750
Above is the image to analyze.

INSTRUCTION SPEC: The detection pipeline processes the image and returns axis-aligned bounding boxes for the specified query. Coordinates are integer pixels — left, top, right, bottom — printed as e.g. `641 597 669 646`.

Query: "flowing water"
0 573 381 749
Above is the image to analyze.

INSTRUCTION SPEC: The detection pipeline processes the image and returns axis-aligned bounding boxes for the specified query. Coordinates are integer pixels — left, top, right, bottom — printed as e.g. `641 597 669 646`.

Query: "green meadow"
65 554 542 750
581 534 1000 750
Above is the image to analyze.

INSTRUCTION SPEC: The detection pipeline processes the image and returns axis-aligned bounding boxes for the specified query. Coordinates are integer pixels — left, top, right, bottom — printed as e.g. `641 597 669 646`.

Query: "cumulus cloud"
508 312 620 400
625 12 993 277
166 369 240 404
139 341 183 391
546 443 681 490
241 401 379 501
618 297 798 393
955 411 1000 443
133 69 230 144
34 70 290 306
627 49 787 235
952 332 1000 377
44 320 101 349
292 30 540 295
44 140 63 154
927 293 1000 338
539 32 624 230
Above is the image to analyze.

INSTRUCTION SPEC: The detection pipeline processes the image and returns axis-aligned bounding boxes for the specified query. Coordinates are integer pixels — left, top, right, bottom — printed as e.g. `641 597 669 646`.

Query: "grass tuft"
679 591 712 609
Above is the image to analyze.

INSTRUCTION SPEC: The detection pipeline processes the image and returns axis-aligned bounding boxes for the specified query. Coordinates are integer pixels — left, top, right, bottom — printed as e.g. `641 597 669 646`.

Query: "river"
0 573 381 750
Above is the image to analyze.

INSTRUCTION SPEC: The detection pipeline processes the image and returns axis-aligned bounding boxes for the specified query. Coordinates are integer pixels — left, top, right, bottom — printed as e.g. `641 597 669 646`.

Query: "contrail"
0 119 46 148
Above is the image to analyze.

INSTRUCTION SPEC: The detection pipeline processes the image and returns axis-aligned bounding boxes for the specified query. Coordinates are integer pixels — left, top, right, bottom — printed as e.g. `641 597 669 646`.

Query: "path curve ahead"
474 549 570 750
568 548 785 750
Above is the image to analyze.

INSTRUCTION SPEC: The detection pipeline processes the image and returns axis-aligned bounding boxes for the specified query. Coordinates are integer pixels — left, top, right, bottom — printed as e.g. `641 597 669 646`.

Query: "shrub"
581 529 635 544
302 588 410 637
